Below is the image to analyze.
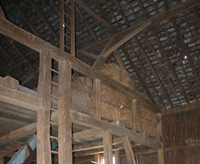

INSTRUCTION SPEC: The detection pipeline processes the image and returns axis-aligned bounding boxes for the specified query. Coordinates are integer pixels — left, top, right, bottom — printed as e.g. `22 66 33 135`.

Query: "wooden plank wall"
163 108 200 164
119 108 200 164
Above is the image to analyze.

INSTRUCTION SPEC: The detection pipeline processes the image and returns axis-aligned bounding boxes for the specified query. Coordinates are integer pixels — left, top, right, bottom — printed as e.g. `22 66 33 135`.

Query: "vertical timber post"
157 113 165 164
103 131 113 164
37 50 52 164
60 0 64 51
123 136 136 164
58 61 73 164
94 79 101 119
132 99 137 132
114 151 120 164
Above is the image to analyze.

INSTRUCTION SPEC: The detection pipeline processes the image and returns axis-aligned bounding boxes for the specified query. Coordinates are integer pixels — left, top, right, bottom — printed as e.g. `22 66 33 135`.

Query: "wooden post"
94 79 100 119
103 131 113 164
94 154 100 164
0 158 4 164
122 136 136 164
114 151 120 164
60 0 64 51
132 100 137 132
37 50 52 164
157 113 165 164
71 0 76 56
58 61 73 164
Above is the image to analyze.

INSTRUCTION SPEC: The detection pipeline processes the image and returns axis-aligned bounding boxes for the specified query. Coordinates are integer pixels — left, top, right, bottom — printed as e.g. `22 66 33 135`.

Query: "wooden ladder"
37 51 72 164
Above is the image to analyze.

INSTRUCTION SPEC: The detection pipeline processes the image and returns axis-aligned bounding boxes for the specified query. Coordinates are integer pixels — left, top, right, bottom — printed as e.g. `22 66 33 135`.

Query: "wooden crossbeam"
13 1 42 37
0 84 42 111
29 1 59 42
71 110 161 149
75 0 112 30
0 17 159 113
80 0 200 53
93 20 151 69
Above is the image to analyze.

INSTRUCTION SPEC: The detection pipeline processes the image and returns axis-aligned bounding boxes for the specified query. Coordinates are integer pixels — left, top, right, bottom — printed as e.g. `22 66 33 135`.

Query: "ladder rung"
50 136 59 140
64 33 71 39
51 95 59 99
50 121 58 126
50 107 58 112
64 12 70 18
51 150 59 154
51 81 59 86
64 23 71 29
51 69 59 74
64 2 72 8
64 45 71 50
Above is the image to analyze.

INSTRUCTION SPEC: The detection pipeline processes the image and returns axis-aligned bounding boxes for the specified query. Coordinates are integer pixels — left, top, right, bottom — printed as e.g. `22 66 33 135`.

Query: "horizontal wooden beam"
0 84 42 112
0 122 36 146
79 0 200 53
93 20 151 69
162 102 200 116
0 17 159 113
71 111 161 149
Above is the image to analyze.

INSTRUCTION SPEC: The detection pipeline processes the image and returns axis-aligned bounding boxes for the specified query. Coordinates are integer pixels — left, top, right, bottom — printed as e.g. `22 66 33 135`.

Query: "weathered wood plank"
103 131 113 164
0 84 42 112
157 113 165 164
71 110 161 149
58 61 73 164
37 50 52 164
123 137 136 164
0 17 159 113
0 122 36 146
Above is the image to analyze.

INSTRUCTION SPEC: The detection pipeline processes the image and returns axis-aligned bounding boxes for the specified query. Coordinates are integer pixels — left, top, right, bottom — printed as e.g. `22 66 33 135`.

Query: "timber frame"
0 14 162 164
0 0 199 163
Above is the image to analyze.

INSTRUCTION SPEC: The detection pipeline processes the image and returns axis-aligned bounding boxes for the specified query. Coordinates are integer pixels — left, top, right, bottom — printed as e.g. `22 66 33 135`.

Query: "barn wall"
119 108 200 164
163 108 200 164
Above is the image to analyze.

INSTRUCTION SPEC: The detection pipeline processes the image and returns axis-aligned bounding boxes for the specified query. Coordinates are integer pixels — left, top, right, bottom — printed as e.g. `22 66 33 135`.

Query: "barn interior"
0 0 200 163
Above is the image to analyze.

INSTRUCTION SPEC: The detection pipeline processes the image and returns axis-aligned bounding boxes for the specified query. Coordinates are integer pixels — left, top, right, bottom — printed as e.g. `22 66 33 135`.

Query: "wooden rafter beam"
71 111 160 149
13 1 42 38
0 84 42 112
29 1 59 42
79 0 200 55
75 0 112 30
162 101 200 116
171 18 200 86
0 45 24 75
93 20 151 69
5 37 35 72
0 17 159 112
134 37 174 107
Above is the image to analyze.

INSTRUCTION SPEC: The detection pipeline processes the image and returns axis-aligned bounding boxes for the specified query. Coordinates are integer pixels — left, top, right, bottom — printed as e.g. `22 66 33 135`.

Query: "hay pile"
51 63 158 136
135 104 158 136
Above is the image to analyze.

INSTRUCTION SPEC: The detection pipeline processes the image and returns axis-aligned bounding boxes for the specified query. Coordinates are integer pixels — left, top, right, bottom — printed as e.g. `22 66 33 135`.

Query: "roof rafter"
29 1 59 42
80 0 200 53
75 0 113 31
135 37 174 107
13 1 42 38
93 20 151 69
171 18 200 86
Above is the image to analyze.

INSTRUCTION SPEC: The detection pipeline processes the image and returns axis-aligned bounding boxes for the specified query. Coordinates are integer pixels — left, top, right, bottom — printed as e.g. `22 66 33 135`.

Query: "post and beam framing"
0 10 161 164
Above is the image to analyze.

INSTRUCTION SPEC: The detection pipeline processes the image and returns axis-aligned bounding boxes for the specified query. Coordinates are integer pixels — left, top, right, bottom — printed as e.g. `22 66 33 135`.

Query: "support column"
58 61 73 164
94 79 100 119
114 151 120 164
157 113 165 164
37 50 52 164
0 158 4 164
123 136 136 164
103 131 113 164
